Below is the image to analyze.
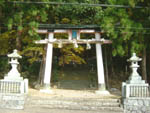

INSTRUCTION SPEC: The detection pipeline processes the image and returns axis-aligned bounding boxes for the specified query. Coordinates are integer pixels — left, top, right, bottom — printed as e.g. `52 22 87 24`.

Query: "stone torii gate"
35 24 112 94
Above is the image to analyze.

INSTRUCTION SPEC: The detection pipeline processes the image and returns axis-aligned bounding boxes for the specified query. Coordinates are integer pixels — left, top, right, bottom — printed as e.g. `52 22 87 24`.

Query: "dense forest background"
0 0 150 89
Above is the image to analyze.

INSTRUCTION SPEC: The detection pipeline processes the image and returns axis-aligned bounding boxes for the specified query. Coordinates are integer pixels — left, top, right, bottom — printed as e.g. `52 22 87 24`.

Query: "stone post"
40 32 54 94
95 32 109 95
24 79 28 94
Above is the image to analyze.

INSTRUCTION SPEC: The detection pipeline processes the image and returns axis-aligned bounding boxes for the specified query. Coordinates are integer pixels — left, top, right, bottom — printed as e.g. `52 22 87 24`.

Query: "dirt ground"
0 108 114 113
28 88 121 99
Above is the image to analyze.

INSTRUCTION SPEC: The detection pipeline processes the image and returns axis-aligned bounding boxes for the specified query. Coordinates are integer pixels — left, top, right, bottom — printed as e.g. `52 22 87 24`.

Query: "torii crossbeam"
36 24 112 94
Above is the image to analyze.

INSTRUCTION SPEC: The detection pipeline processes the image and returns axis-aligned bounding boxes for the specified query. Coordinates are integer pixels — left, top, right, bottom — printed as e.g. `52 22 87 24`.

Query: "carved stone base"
98 83 106 91
40 84 53 94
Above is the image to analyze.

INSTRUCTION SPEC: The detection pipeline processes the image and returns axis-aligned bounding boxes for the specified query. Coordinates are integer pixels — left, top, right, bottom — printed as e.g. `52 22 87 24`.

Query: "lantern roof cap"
127 53 142 62
7 49 22 58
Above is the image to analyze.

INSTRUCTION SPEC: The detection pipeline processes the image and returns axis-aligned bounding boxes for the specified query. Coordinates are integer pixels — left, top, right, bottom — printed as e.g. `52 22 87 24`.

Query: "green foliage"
59 45 86 66
21 46 44 64
0 30 16 55
99 0 150 56
0 57 9 78
0 0 150 79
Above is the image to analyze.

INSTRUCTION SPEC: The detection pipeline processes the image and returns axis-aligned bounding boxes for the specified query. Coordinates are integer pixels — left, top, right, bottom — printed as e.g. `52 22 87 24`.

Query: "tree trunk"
104 46 109 89
16 31 22 51
109 46 115 77
0 7 2 34
16 31 22 72
141 48 147 82
37 56 46 86
37 46 47 86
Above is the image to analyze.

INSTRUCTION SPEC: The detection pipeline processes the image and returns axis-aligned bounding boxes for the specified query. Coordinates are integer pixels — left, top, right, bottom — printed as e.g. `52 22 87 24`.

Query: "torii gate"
35 24 112 94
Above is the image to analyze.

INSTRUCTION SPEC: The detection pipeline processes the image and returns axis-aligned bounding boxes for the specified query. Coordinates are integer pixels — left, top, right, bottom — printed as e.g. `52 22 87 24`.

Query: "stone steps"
26 97 124 112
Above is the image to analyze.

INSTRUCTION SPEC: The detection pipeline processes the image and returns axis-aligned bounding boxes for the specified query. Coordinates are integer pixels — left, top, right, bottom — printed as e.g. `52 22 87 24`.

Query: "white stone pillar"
40 32 54 93
95 32 109 94
77 31 80 40
68 30 72 40
20 81 24 94
24 79 28 94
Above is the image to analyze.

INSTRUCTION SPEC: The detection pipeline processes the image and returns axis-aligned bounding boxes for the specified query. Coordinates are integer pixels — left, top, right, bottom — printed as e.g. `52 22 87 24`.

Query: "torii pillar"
95 32 110 95
40 32 54 93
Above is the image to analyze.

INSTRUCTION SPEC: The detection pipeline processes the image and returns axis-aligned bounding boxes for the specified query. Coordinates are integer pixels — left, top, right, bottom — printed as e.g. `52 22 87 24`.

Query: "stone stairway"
25 97 124 113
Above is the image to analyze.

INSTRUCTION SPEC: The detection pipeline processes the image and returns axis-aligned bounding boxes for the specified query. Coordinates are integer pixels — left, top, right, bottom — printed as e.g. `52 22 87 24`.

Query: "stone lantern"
122 53 149 98
126 53 145 84
0 49 29 109
4 49 23 81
